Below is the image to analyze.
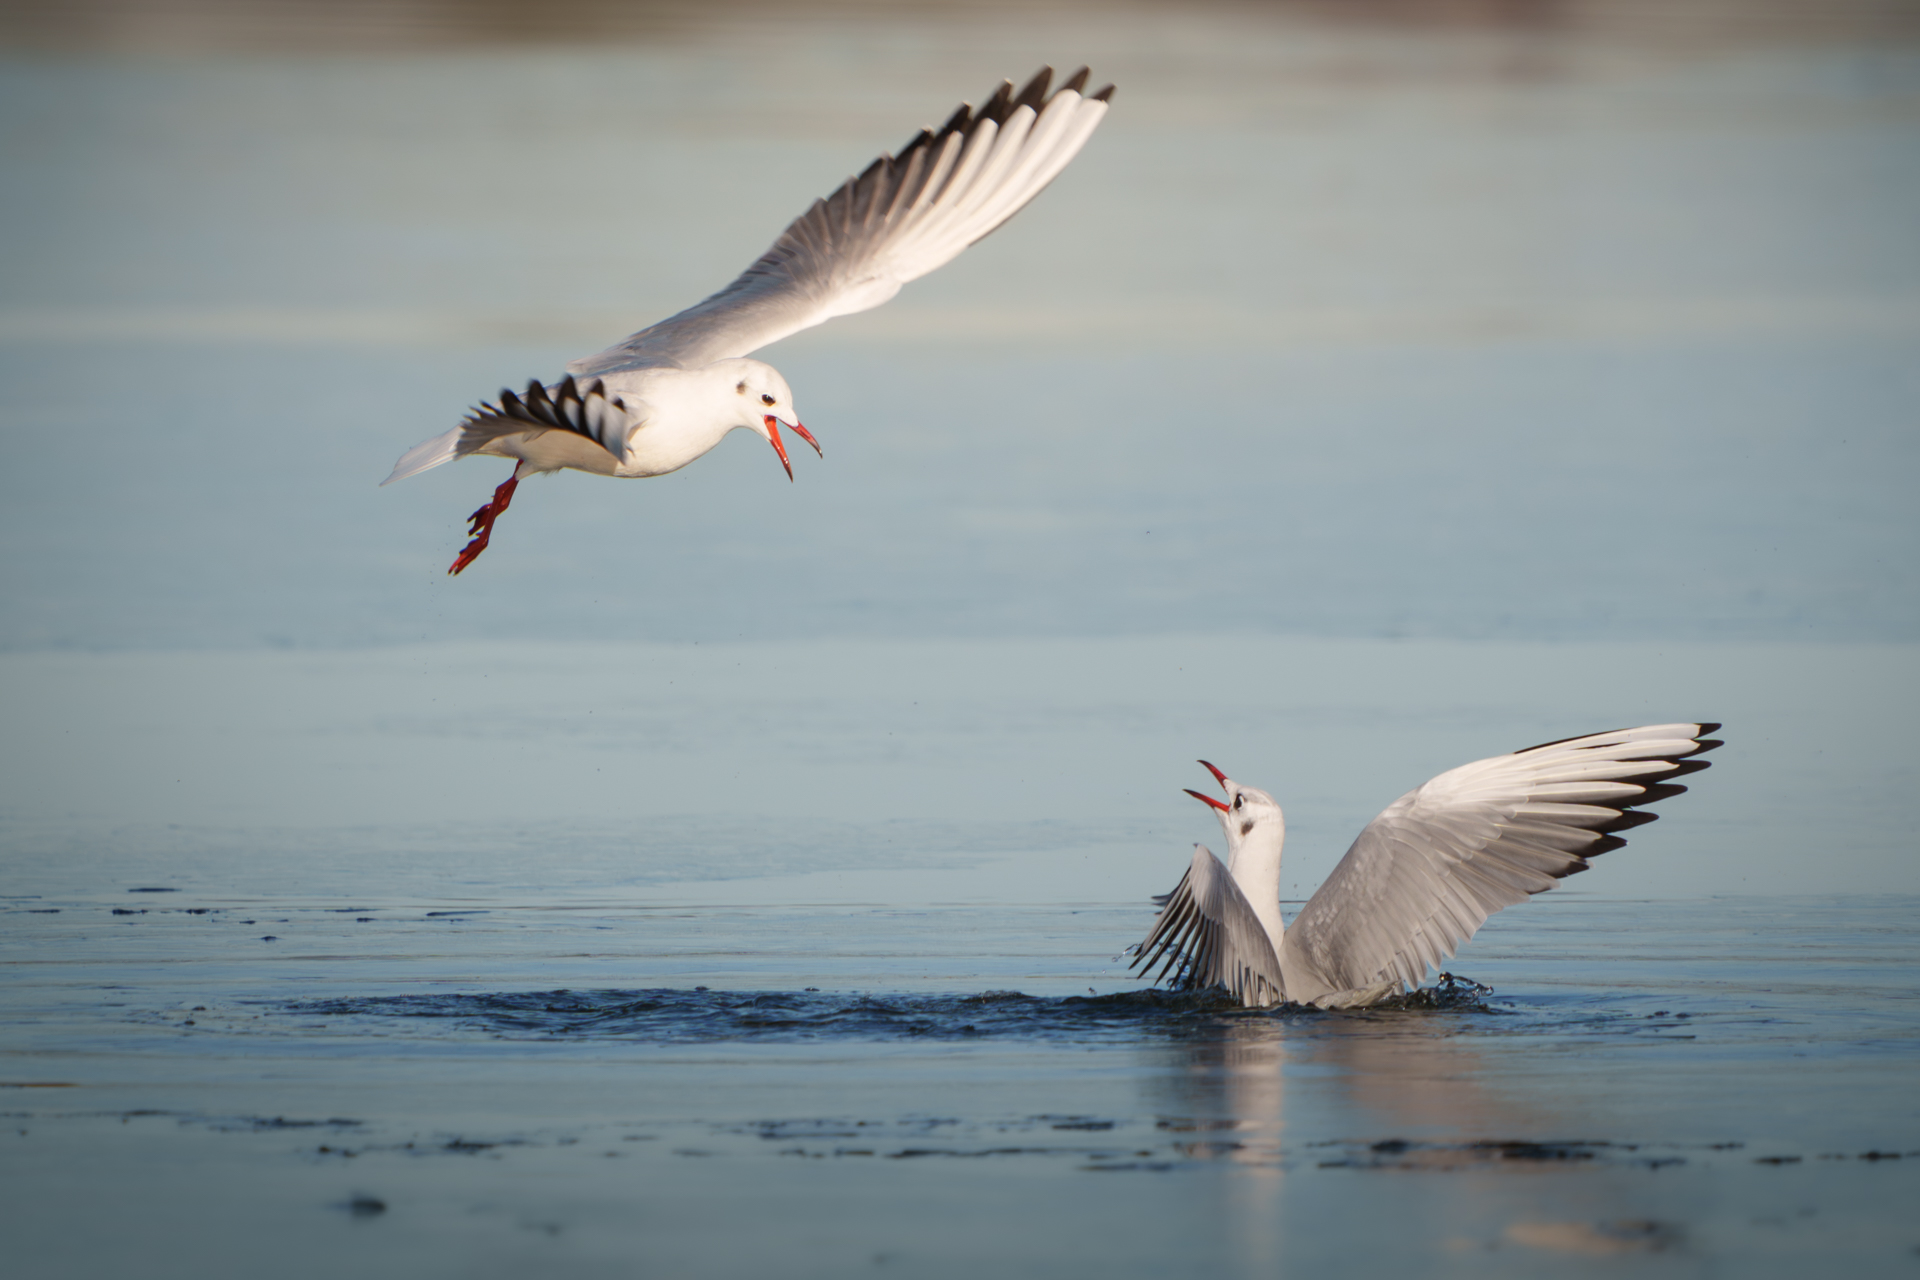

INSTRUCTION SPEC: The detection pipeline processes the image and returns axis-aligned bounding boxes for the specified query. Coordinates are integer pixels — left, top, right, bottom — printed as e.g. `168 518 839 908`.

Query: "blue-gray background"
5 7 1920 1279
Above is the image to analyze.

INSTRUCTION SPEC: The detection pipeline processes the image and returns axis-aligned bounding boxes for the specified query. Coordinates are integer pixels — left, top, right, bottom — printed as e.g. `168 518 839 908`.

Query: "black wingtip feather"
1595 809 1662 835
981 79 1015 124
1013 66 1052 113
1628 782 1691 806
1093 84 1115 102
1664 758 1714 779
894 126 933 160
1062 67 1090 95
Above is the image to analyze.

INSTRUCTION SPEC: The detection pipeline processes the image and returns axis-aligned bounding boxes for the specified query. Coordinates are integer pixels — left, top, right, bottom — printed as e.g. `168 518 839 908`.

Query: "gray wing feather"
1281 723 1723 1003
1131 844 1286 1007
568 67 1112 377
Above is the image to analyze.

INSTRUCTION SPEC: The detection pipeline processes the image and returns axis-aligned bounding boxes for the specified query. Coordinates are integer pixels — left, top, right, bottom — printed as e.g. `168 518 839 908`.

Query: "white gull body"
1132 723 1723 1008
381 66 1113 573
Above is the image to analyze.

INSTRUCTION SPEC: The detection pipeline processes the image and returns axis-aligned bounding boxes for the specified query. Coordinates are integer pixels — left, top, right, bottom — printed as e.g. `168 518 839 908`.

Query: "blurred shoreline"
3 0 1918 57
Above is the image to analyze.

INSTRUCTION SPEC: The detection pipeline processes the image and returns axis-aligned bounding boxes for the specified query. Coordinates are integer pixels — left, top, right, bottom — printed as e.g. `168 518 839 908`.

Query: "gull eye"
761 393 776 406
1232 794 1243 810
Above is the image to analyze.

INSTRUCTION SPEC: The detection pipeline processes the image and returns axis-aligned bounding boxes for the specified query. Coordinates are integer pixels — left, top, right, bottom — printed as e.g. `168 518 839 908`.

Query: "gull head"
1185 760 1283 847
710 358 820 481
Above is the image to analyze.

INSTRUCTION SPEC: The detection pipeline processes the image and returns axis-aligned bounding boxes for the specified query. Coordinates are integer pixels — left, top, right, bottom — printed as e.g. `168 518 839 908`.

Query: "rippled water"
6 890 1918 1277
279 988 1270 1043
269 975 1503 1047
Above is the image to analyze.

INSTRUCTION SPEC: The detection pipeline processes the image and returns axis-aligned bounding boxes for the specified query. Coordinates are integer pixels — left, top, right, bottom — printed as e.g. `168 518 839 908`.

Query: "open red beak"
764 416 821 481
1184 788 1231 812
1185 759 1231 811
763 415 795 481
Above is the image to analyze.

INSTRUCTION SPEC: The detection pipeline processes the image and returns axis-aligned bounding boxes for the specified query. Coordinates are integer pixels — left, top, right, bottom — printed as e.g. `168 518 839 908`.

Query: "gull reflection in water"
1146 1008 1536 1170
1137 1008 1671 1265
1143 1015 1294 1273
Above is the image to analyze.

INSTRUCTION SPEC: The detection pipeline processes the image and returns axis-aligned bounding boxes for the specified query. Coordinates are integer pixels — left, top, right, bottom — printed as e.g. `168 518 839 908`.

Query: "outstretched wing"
1131 844 1286 1008
1281 723 1723 1004
568 66 1112 377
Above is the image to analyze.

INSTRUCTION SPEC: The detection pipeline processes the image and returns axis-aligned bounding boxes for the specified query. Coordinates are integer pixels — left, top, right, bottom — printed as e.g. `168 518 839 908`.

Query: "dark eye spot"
736 381 747 394
761 394 776 406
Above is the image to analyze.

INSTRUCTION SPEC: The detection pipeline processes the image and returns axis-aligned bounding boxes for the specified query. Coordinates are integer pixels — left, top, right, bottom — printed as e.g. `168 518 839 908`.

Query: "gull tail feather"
382 426 462 486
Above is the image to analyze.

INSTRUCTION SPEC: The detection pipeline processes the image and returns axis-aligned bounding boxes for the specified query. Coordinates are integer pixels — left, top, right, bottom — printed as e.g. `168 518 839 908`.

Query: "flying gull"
383 66 1113 573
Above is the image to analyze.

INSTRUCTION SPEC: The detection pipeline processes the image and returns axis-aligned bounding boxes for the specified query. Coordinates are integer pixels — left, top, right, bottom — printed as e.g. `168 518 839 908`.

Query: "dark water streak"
281 976 1498 1044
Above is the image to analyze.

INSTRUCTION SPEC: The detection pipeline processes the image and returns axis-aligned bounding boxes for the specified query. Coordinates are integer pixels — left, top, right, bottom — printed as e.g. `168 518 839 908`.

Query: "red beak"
787 419 822 457
763 415 794 481
1186 760 1231 810
1184 788 1231 813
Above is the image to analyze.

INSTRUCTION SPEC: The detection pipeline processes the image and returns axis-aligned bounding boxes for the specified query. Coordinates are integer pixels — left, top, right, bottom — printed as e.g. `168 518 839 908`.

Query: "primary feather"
568 66 1112 377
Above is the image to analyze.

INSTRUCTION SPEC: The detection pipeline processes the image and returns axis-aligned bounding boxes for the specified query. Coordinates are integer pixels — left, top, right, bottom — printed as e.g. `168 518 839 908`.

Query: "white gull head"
594 357 815 481
1186 761 1284 868
1185 762 1287 946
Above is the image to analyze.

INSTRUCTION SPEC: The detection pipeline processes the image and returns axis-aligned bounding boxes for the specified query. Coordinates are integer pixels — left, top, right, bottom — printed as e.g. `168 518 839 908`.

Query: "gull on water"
1131 723 1723 1009
382 66 1113 574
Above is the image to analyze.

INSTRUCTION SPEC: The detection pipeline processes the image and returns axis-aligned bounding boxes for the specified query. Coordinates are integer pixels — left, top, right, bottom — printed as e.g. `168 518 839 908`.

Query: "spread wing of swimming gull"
1280 723 1723 1005
1130 843 1286 1007
1129 724 1722 1009
568 66 1113 378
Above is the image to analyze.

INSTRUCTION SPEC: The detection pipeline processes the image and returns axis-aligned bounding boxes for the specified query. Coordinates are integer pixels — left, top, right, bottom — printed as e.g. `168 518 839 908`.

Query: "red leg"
448 471 519 576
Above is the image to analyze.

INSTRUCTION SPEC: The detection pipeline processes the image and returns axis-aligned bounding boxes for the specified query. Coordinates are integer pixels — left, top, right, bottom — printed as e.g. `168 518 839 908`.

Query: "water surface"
4 891 1916 1278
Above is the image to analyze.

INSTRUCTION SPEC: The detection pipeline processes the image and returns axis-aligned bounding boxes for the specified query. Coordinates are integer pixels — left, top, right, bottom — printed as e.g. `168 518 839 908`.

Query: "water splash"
280 979 1499 1044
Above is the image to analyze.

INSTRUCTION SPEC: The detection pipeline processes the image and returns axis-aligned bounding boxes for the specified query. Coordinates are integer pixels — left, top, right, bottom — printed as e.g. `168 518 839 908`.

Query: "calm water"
3 2 1918 1276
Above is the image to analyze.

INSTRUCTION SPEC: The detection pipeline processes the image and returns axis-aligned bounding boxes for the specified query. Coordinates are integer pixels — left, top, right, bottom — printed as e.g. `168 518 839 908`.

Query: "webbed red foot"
448 472 519 576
